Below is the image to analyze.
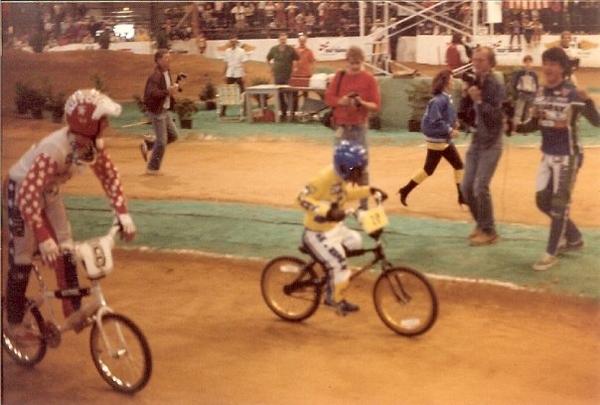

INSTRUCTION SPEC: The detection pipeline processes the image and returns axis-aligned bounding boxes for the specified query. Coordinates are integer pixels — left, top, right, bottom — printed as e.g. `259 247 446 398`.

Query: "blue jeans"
334 124 369 209
147 111 179 171
461 142 503 234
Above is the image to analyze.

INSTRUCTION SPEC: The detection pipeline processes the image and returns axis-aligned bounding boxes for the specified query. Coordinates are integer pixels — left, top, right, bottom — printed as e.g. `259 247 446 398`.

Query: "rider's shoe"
557 239 586 256
324 298 360 316
5 321 39 346
66 308 93 333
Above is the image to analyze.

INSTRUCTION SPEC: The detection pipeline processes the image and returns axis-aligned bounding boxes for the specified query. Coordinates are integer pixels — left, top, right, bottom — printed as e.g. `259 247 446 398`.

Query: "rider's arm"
16 153 59 243
345 185 371 201
576 93 600 127
297 182 331 217
90 149 128 215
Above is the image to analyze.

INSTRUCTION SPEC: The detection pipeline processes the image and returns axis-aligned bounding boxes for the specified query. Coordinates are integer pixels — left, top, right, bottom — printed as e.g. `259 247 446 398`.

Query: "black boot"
398 180 418 207
457 184 466 206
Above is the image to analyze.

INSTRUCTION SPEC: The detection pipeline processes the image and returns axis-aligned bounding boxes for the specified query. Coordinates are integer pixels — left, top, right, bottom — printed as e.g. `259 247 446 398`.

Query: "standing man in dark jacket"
461 47 505 246
266 32 299 121
140 49 180 175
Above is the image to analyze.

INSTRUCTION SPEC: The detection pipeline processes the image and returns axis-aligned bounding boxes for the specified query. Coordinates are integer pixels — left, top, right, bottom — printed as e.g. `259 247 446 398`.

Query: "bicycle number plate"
77 236 114 279
359 206 389 234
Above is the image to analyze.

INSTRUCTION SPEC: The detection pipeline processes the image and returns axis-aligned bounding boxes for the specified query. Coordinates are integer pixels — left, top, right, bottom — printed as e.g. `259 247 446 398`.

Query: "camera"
460 71 479 88
175 72 188 92
347 92 362 107
456 71 479 131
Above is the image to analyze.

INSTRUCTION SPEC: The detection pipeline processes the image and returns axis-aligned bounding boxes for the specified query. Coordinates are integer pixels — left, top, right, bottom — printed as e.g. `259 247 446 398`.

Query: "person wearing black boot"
399 69 465 207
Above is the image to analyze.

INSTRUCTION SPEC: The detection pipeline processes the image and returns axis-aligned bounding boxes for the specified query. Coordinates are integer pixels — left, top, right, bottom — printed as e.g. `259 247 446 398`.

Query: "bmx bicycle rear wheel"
261 256 321 322
373 267 438 336
89 313 152 394
1 297 47 367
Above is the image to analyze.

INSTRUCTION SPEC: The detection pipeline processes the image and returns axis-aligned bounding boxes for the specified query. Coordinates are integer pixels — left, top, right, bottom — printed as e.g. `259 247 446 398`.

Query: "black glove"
326 205 346 222
370 187 388 202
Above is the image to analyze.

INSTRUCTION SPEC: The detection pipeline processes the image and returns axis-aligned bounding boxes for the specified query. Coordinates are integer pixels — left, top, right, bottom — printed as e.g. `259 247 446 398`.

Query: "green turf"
64 195 600 300
111 102 600 147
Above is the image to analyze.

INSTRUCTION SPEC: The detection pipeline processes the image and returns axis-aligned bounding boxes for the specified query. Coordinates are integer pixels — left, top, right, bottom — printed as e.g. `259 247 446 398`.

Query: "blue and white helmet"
333 140 368 181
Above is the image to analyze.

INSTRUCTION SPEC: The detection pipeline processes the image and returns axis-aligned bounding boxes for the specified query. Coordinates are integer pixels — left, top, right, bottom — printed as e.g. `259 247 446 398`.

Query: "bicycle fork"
383 272 412 305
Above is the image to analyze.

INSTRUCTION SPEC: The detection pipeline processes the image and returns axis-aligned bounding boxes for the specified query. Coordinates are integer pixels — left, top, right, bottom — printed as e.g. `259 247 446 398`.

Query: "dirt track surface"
3 250 600 405
2 50 600 404
2 117 600 227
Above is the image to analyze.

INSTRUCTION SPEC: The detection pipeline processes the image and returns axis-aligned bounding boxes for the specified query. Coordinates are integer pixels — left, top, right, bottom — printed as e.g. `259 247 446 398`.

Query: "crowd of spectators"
416 1 600 36
184 1 362 40
5 1 600 51
4 2 150 50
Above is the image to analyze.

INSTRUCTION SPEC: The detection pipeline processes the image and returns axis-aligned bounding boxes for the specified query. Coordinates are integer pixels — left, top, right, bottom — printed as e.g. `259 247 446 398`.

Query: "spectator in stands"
220 34 247 117
461 47 505 246
305 11 316 36
264 1 276 26
446 33 470 72
532 17 543 46
266 32 299 120
256 1 266 27
560 31 579 84
318 2 327 31
231 2 246 29
290 34 316 119
522 15 533 47
275 2 287 29
325 46 381 209
244 2 256 27
508 14 523 50
286 2 298 32
513 55 538 125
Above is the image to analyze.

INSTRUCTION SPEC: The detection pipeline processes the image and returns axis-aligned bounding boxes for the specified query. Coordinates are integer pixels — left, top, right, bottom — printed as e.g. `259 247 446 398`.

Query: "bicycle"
261 201 438 337
2 225 152 394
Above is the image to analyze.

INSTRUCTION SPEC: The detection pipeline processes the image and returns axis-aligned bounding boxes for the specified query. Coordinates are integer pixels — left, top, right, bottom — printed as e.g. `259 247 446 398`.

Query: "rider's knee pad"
6 264 33 324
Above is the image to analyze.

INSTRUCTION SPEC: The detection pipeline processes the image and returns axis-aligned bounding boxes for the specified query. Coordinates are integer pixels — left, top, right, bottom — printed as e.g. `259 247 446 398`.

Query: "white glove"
117 213 136 241
39 238 60 265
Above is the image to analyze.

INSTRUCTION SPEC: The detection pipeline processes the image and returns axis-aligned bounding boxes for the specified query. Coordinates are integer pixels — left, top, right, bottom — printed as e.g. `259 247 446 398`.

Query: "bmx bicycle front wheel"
261 256 321 322
373 267 438 336
89 313 152 394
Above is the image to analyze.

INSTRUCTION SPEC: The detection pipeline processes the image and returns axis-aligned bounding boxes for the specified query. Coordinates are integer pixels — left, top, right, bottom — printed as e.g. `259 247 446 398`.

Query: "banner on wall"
27 34 600 68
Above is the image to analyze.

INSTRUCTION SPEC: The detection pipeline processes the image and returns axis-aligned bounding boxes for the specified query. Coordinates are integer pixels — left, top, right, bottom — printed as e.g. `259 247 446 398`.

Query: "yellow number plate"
360 206 389 234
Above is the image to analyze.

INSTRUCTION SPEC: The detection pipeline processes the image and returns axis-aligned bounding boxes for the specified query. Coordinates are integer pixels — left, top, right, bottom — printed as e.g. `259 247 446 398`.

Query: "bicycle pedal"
43 322 61 348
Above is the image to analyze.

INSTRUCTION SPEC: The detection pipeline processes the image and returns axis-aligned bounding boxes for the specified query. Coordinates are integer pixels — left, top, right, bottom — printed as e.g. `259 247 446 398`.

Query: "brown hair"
431 69 453 95
346 46 365 62
523 54 533 63
474 46 496 68
154 48 169 63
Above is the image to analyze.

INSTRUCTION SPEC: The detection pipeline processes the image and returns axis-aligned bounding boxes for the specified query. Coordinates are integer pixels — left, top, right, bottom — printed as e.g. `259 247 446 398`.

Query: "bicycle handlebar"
344 193 384 218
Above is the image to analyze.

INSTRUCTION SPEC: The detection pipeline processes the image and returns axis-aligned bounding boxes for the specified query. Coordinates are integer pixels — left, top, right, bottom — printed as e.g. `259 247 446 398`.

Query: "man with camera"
139 49 181 175
460 47 505 246
325 46 381 210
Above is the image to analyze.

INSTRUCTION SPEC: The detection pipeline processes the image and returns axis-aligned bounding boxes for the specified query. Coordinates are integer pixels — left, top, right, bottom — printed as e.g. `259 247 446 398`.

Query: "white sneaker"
532 253 558 271
66 309 91 333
